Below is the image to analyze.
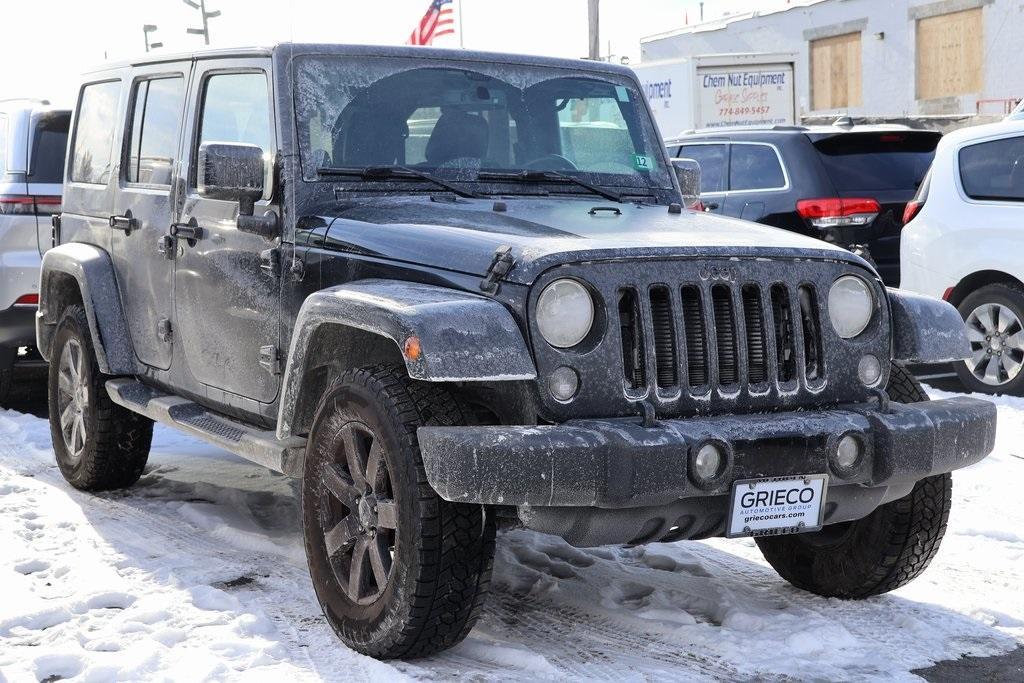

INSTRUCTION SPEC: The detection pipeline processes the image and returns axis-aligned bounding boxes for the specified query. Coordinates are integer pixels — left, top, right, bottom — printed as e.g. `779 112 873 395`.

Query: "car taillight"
0 195 62 216
14 293 39 305
690 199 705 212
903 199 923 225
796 198 880 228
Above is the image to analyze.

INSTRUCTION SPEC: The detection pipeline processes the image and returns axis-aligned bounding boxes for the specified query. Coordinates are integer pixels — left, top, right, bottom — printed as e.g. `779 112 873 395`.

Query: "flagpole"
458 0 465 48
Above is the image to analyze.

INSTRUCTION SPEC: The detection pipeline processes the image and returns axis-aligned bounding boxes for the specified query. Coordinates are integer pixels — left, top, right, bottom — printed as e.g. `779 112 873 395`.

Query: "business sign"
696 64 795 129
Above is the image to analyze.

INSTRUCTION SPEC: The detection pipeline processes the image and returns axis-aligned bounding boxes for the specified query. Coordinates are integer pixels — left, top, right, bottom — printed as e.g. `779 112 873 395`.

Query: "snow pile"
0 386 1021 681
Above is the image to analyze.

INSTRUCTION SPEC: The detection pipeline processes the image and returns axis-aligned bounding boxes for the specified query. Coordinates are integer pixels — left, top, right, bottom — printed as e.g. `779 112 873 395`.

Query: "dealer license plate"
726 474 828 538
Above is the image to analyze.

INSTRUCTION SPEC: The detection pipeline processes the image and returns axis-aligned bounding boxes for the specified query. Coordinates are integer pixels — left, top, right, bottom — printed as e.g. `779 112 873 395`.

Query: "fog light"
693 442 725 483
548 366 579 402
858 354 882 386
834 433 863 473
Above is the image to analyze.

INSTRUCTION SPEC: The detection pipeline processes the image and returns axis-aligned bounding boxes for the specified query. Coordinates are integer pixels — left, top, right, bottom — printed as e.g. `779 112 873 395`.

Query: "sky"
0 0 773 105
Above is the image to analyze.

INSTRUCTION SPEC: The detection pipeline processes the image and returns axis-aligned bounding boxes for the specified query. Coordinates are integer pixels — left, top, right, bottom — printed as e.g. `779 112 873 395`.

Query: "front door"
111 65 190 370
174 60 281 404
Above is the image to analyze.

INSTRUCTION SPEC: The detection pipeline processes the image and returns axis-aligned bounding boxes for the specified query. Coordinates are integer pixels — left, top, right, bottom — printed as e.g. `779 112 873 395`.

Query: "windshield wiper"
480 170 623 203
317 165 480 198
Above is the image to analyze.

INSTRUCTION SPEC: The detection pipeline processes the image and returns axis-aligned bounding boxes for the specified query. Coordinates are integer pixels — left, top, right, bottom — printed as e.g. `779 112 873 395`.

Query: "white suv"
901 118 1024 394
0 99 69 401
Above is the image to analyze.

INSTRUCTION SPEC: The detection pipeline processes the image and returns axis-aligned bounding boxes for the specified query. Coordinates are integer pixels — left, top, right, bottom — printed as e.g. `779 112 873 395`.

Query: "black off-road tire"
756 362 953 599
953 283 1024 396
301 364 495 659
48 305 153 490
0 361 11 407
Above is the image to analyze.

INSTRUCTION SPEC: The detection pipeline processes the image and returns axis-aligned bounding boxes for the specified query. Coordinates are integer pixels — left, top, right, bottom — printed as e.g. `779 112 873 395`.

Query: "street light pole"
587 0 599 60
143 24 162 52
183 0 221 45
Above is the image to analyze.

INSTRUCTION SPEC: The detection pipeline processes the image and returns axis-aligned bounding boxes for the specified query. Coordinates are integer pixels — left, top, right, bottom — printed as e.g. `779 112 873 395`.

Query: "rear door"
174 58 281 405
110 64 190 370
722 142 789 221
26 111 69 255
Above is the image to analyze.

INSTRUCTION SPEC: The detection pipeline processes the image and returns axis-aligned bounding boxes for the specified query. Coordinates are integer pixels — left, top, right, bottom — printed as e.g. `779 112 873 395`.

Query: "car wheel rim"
319 421 398 605
57 339 89 462
965 302 1024 386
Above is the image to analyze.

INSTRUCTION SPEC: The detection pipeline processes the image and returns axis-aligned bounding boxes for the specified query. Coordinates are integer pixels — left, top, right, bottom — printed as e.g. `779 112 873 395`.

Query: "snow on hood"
311 196 857 285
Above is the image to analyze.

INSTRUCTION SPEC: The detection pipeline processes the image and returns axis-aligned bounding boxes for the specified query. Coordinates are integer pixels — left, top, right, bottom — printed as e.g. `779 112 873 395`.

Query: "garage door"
916 8 983 100
810 32 863 111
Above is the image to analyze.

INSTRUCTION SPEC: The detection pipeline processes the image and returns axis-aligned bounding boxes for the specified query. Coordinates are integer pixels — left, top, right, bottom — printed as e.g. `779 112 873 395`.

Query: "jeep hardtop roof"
82 43 636 80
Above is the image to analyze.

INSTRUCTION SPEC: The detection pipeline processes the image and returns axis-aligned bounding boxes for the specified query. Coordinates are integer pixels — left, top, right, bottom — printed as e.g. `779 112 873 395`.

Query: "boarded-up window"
916 8 983 100
810 32 863 111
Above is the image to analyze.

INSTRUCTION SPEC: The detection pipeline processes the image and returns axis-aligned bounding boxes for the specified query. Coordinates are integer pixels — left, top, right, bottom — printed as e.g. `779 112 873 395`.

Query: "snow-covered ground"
1 387 1022 682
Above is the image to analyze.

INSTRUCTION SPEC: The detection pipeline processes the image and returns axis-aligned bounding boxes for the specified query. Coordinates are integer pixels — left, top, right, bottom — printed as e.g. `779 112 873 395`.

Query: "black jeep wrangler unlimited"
39 44 995 659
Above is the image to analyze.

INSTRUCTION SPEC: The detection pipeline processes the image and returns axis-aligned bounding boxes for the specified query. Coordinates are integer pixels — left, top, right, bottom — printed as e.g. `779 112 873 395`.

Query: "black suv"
39 44 992 659
667 124 941 286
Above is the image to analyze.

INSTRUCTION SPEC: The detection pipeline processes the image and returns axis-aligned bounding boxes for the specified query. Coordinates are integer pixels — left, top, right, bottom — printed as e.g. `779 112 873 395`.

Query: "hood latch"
479 245 515 294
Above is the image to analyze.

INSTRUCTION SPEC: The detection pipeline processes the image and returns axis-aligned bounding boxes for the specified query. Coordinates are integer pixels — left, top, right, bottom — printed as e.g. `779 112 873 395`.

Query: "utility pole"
143 24 163 52
587 0 599 60
699 2 704 22
183 0 221 45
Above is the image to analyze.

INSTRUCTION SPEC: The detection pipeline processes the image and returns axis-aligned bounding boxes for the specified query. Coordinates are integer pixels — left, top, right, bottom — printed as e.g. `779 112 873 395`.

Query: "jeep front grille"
617 281 824 397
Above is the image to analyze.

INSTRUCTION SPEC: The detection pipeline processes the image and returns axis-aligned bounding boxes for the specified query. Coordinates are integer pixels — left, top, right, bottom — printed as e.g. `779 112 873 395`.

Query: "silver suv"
0 99 69 401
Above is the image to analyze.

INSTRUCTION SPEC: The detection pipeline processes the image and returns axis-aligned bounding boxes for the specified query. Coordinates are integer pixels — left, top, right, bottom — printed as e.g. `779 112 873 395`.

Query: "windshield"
292 56 672 192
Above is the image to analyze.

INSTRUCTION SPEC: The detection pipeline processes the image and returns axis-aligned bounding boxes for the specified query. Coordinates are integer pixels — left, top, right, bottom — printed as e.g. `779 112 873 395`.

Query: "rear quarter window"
71 80 122 185
28 112 70 184
812 132 938 192
959 135 1024 202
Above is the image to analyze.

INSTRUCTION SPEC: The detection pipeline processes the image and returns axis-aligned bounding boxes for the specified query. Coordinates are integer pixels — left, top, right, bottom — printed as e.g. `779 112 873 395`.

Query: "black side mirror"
197 142 266 216
671 158 702 208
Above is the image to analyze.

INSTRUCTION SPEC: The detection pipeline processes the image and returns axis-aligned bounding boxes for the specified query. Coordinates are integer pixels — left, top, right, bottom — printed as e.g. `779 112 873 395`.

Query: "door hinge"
260 248 281 277
158 235 176 259
479 245 515 293
259 345 283 375
157 318 173 343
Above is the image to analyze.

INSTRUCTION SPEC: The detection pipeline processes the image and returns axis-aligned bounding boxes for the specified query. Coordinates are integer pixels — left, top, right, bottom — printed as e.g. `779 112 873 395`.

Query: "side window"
729 144 786 191
197 72 271 155
959 136 1024 202
71 81 122 184
126 76 185 185
28 113 71 184
678 143 727 193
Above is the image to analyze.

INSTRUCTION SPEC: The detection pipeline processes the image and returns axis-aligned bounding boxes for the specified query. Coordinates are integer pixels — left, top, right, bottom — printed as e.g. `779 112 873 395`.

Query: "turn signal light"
796 198 880 228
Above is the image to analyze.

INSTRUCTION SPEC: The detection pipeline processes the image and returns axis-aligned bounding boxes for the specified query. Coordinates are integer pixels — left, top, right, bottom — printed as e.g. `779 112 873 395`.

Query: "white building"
641 0 1023 118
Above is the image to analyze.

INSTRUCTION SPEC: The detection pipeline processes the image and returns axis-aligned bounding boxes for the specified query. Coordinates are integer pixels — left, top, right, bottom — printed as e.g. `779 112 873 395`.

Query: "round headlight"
828 276 874 338
536 279 595 348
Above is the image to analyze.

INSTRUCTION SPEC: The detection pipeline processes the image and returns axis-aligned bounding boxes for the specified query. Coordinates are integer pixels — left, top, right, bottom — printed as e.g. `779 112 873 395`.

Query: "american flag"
407 0 456 46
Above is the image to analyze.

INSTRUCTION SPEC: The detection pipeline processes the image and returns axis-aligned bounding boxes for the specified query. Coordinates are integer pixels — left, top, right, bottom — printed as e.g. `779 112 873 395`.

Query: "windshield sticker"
615 85 630 102
632 154 653 171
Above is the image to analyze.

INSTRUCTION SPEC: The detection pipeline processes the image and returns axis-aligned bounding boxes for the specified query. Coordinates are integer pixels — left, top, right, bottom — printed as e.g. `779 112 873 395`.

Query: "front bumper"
418 397 996 544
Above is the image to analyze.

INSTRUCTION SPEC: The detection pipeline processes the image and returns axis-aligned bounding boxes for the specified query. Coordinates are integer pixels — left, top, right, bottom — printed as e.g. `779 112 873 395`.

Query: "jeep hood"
308 196 859 285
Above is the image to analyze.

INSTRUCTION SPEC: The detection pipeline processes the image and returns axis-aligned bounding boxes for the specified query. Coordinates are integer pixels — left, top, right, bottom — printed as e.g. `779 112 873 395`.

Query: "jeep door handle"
170 220 203 242
109 212 138 234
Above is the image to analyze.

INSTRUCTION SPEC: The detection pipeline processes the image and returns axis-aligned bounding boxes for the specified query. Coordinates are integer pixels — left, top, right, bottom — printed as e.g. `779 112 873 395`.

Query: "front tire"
954 283 1024 395
301 364 495 659
756 363 953 599
48 305 153 490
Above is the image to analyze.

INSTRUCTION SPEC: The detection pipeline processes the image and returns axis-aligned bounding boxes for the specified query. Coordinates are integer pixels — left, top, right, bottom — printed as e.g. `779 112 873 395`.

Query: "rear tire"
756 363 952 599
301 364 495 659
954 283 1024 396
48 305 153 490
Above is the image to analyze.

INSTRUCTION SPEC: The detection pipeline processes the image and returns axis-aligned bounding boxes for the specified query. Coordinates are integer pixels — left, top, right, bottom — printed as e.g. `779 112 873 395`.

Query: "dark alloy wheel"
756 362 953 599
302 364 495 659
318 420 399 605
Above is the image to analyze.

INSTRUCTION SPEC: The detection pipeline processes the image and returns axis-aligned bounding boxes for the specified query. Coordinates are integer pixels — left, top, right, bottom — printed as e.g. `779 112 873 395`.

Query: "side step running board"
106 379 306 477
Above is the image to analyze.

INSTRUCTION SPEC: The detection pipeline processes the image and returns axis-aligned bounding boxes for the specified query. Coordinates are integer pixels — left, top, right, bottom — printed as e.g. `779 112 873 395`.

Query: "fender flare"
37 243 135 375
887 288 970 364
277 279 537 439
